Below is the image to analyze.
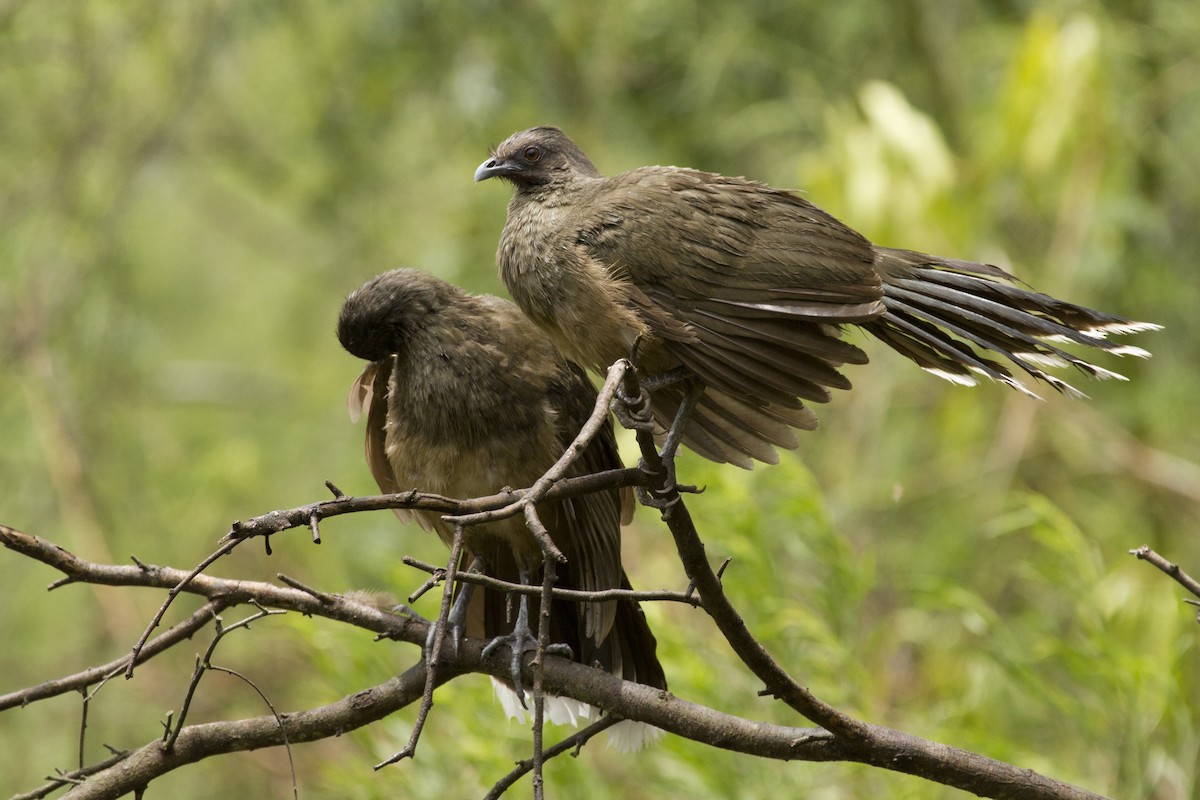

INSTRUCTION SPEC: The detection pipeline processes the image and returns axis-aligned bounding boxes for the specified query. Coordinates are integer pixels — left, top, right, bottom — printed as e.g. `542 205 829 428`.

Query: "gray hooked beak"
474 156 521 183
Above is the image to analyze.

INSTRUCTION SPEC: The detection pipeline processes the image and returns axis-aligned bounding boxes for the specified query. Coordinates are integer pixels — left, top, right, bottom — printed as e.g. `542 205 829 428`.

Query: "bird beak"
474 156 521 183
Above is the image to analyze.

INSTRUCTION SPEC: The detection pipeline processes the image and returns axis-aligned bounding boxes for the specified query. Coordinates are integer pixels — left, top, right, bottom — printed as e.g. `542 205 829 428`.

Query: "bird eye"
523 146 541 162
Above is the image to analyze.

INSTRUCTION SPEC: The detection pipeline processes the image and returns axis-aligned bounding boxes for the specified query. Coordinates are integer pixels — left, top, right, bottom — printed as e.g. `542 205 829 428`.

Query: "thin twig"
218 469 646 547
276 574 336 603
10 749 131 800
375 524 467 768
530 555 558 800
164 605 287 751
523 503 565 565
483 715 621 800
76 689 88 771
207 665 298 800
406 570 444 604
400 556 703 607
126 538 242 678
1130 545 1200 601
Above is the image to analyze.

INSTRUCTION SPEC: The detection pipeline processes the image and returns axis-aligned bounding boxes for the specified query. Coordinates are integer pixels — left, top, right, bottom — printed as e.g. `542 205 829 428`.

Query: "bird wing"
577 168 884 316
557 168 890 464
572 169 883 404
351 358 431 529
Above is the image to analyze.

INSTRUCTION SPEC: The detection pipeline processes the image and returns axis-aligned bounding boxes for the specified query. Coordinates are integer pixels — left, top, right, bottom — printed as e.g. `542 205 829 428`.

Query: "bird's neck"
510 173 597 207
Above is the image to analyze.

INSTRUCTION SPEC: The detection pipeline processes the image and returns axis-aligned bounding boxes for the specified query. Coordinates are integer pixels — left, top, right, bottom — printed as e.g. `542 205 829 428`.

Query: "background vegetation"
2 0 1197 797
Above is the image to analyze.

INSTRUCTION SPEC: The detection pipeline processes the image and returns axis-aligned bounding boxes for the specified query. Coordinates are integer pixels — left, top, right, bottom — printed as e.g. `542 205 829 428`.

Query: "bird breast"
499 198 650 372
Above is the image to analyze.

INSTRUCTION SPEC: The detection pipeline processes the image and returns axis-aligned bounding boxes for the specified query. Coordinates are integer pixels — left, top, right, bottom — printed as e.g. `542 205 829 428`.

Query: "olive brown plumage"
476 126 1159 468
337 268 665 746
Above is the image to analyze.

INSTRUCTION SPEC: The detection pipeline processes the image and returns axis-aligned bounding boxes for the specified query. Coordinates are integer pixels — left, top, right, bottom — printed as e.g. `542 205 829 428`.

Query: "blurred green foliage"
2 0 1197 797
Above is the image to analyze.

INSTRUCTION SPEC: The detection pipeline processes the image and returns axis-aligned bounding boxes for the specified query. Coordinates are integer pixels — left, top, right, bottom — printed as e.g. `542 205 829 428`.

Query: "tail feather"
870 248 1160 397
490 680 665 752
870 305 1041 398
904 268 1146 352
884 284 1120 388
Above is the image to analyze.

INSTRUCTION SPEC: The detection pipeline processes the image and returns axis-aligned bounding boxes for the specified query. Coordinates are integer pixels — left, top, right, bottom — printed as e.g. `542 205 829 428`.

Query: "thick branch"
2 504 1109 800
0 524 424 646
59 663 443 800
53 631 1105 800
617 370 864 736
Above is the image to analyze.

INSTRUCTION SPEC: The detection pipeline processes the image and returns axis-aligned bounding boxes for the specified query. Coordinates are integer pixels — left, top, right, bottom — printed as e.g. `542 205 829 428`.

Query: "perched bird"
337 268 665 748
475 126 1159 468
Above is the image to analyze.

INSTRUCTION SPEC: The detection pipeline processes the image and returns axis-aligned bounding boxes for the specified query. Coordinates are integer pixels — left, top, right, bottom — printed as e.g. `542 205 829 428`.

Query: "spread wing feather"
568 169 890 465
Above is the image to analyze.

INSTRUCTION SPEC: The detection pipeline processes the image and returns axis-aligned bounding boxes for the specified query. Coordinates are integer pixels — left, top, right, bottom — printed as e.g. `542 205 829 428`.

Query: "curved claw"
481 630 529 706
481 608 574 707
480 630 556 708
612 385 657 433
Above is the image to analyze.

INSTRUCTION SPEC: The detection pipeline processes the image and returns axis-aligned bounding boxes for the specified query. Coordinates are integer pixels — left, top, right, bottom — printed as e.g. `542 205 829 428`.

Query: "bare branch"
616 367 865 737
164 606 287 750
2 450 1113 800
613 368 1107 800
1131 545 1200 603
219 468 646 547
12 749 130 800
376 524 468 768
0 524 426 644
531 554 557 800
56 663 440 800
276 574 336 603
127 539 242 677
484 715 621 800
45 632 1107 800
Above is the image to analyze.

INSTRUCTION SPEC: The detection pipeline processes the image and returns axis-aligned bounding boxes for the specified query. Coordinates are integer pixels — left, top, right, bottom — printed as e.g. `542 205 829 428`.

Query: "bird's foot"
425 599 468 663
660 379 701 458
613 384 656 434
634 457 682 513
481 611 572 707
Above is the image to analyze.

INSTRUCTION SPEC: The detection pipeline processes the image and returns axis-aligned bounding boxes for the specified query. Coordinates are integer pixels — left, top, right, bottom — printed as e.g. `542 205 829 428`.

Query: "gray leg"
480 564 572 707
661 381 702 461
425 556 484 660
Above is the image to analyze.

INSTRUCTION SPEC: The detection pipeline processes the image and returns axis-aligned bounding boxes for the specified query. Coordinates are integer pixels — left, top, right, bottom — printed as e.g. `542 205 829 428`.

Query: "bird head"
337 268 463 362
474 126 601 187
